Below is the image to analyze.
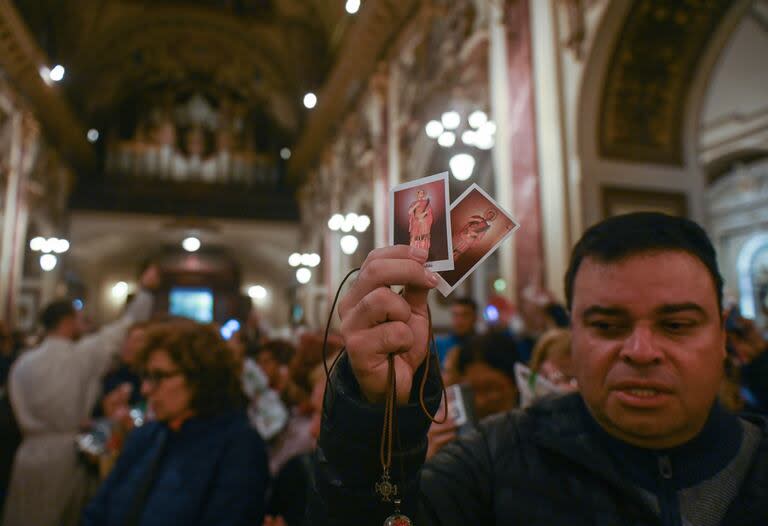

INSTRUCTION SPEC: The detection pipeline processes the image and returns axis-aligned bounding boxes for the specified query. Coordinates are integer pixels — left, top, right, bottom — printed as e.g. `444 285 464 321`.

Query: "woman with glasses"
82 320 269 526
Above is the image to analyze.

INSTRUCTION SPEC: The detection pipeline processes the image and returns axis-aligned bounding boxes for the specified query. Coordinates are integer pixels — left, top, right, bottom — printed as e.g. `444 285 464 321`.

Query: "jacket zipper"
657 454 681 526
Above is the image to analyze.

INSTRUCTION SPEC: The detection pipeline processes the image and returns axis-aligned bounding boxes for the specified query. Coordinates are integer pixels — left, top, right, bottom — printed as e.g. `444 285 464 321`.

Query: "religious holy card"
436 184 519 296
389 171 454 272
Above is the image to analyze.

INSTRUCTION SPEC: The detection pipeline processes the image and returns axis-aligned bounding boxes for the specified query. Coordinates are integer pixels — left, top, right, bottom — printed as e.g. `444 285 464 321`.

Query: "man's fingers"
345 321 415 359
340 288 412 333
401 280 434 317
339 246 434 317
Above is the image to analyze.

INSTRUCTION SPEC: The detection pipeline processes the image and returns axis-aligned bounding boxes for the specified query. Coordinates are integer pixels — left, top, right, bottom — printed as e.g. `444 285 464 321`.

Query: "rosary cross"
376 471 398 502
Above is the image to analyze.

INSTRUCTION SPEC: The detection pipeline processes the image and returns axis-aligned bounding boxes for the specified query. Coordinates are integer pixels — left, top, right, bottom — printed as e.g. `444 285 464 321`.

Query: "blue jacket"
82 410 268 526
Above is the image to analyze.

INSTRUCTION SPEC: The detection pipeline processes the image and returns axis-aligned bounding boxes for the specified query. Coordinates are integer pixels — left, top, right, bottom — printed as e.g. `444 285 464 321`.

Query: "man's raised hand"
338 245 439 405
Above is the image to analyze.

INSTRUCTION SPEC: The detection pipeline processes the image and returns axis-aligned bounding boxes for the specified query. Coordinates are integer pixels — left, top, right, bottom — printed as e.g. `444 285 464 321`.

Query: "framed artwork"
16 290 38 331
601 186 688 219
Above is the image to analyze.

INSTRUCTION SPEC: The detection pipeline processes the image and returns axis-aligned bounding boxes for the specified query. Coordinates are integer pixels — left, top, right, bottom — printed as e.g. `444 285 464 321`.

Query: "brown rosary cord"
321 267 450 492
422 304 449 424
380 353 396 472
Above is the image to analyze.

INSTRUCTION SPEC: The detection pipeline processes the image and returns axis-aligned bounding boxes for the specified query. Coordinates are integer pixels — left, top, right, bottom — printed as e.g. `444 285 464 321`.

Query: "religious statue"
452 208 497 261
408 189 433 253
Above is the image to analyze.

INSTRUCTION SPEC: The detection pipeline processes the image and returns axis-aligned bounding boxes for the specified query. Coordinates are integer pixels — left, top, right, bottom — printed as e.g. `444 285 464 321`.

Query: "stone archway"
576 0 750 228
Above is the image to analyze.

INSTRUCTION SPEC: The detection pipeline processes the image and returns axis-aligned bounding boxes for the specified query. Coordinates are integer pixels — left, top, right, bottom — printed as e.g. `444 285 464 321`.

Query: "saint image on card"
437 184 519 296
390 172 454 272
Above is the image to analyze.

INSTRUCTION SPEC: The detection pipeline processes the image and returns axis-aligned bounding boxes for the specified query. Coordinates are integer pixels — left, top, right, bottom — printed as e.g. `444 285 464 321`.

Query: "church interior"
1 0 767 334
1 0 768 524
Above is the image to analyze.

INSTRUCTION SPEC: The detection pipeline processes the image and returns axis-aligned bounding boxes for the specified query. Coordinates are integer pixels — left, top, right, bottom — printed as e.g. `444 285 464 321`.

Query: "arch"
575 0 751 228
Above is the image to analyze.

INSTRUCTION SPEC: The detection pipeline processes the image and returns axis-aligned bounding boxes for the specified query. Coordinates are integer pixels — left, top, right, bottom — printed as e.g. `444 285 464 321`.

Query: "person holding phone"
311 213 768 525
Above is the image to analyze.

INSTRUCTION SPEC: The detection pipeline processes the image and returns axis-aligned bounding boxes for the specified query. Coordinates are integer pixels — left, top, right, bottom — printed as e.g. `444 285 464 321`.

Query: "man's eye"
589 321 626 334
661 320 695 333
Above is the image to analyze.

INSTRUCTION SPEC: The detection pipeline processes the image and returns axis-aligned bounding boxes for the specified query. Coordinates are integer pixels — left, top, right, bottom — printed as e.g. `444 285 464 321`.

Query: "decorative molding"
708 158 768 219
602 185 688 219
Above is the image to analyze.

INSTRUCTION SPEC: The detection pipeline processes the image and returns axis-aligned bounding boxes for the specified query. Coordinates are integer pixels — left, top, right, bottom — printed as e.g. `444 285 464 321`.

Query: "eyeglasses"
141 369 183 385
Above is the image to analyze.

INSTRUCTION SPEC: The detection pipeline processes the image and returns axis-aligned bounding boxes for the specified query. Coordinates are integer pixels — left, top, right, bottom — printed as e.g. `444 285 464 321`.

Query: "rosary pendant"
384 499 412 526
375 470 398 502
384 514 412 526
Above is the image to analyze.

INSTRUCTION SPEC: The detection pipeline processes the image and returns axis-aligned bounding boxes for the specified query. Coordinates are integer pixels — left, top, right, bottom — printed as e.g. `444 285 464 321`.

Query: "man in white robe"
2 266 159 526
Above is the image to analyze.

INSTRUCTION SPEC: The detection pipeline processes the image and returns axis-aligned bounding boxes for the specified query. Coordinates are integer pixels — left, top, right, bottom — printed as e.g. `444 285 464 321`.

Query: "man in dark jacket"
310 212 768 525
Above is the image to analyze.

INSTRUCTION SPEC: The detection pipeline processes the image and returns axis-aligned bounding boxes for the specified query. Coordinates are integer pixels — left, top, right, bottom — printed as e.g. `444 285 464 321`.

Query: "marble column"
370 67 390 249
530 0 572 301
387 61 401 192
504 0 545 301
0 113 25 323
489 1 517 302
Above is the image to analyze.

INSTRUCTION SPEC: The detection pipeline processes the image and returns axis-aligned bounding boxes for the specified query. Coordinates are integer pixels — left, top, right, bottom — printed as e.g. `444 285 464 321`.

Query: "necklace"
324 270 447 525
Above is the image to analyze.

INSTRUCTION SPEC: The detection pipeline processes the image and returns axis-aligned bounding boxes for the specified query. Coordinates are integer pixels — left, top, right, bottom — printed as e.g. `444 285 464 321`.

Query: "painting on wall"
601 186 688 219
15 290 38 332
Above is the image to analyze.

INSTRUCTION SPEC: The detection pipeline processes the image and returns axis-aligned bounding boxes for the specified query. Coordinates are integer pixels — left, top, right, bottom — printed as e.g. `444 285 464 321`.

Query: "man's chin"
603 407 687 446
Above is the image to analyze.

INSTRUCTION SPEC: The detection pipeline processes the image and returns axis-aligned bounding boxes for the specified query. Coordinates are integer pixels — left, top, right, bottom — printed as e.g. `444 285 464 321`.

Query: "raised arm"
73 265 159 379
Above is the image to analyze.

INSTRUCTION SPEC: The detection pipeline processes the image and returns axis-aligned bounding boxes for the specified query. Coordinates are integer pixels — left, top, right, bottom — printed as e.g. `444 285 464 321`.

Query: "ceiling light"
441 111 461 130
41 238 55 253
341 213 357 233
307 253 321 267
288 253 302 267
280 147 291 160
479 121 497 136
468 110 488 129
87 129 99 143
39 66 51 83
303 92 317 109
340 235 359 255
354 214 371 232
248 285 268 300
49 65 65 82
328 213 344 231
40 254 57 271
449 153 476 181
300 253 313 267
111 281 128 298
345 0 361 14
461 130 476 146
182 237 200 252
425 120 444 139
52 239 70 254
30 236 45 251
437 131 456 148
296 267 312 284
474 132 494 150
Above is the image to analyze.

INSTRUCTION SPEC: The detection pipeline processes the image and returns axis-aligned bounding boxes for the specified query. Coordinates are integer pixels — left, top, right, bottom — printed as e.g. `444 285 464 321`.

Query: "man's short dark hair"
39 300 76 331
564 212 723 312
453 297 478 312
457 332 519 380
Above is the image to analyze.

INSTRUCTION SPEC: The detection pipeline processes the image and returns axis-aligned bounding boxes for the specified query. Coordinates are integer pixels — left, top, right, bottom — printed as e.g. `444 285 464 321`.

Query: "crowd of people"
0 264 345 526
0 212 767 525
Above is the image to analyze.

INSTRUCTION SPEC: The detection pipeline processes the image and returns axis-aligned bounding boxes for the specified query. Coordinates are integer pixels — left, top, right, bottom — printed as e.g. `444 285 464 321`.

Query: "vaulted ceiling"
14 0 351 143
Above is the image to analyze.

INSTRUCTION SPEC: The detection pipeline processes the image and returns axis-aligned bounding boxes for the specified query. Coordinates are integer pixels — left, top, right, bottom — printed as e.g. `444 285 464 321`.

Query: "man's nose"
620 326 662 365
